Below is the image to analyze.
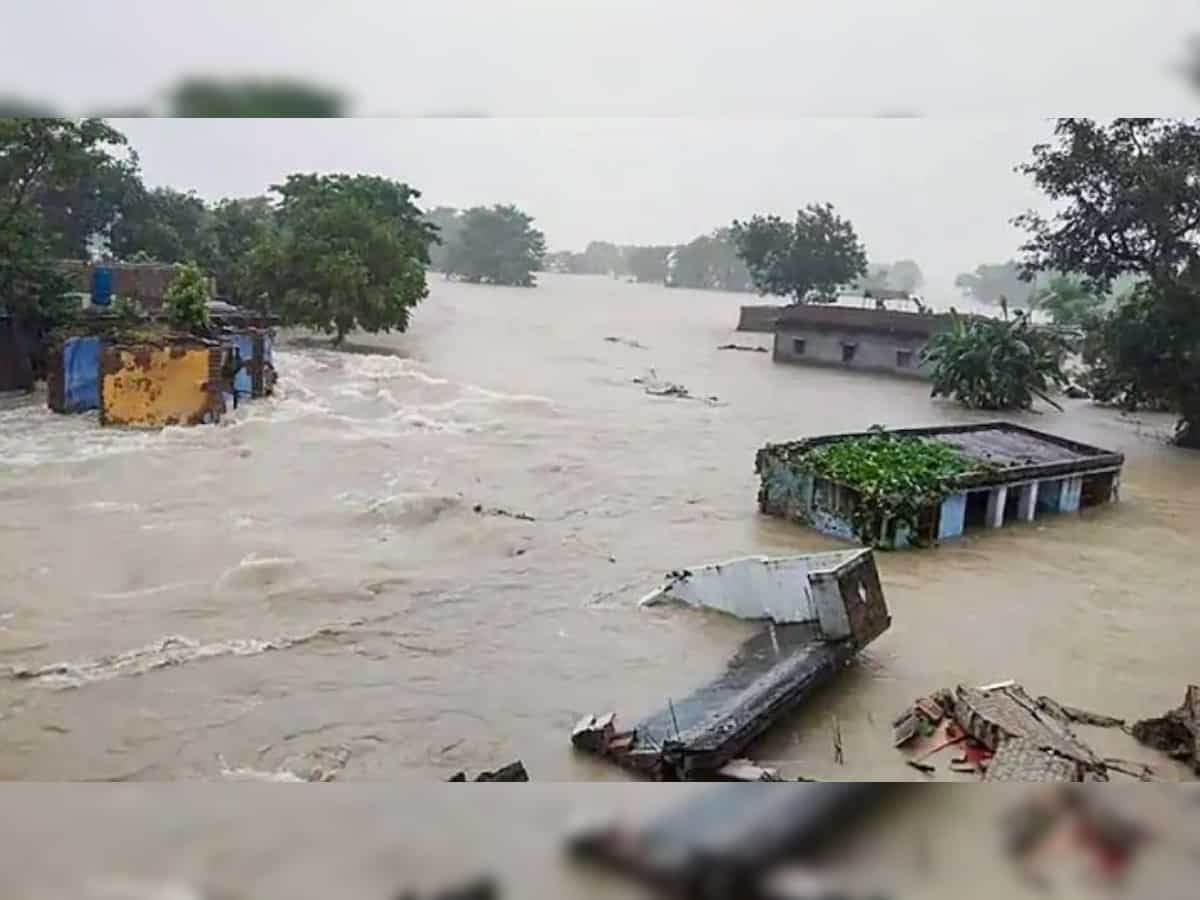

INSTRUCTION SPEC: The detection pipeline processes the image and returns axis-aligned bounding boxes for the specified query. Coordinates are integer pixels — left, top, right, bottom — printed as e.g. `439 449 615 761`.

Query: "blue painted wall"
937 491 967 540
62 337 101 412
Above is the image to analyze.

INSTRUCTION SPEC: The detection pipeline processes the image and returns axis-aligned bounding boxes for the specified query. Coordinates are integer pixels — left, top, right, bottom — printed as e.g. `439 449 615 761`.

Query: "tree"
922 311 1068 411
1 119 130 358
624 245 672 283
167 78 346 117
207 196 275 303
109 186 215 264
854 262 892 293
1030 274 1105 329
669 229 753 291
581 241 625 277
424 206 462 272
443 204 546 287
730 203 867 303
1015 118 1200 445
953 261 1037 307
244 174 436 344
889 259 924 293
162 261 211 333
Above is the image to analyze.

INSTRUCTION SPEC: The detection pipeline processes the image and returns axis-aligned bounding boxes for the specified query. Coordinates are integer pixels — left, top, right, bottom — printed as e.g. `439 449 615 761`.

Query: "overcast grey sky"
113 117 1059 296
5 2 1199 296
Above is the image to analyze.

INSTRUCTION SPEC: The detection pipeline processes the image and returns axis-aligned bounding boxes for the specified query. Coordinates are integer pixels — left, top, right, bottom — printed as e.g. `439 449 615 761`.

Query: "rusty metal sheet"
99 341 227 428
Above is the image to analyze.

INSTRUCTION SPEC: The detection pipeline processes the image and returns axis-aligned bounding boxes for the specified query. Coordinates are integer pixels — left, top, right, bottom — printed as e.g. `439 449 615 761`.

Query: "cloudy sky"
4 1 1198 295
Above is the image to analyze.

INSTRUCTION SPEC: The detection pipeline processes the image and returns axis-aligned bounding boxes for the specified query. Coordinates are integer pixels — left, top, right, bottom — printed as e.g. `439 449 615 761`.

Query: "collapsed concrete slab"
575 550 890 780
566 783 885 898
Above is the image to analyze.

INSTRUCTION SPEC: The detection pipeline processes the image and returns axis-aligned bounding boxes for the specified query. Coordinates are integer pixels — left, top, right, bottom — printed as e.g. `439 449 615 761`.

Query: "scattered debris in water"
893 682 1160 781
602 336 647 349
471 504 536 522
392 876 499 900
717 343 768 353
632 369 720 404
447 760 529 782
566 783 887 898
1131 685 1200 774
1001 787 1151 890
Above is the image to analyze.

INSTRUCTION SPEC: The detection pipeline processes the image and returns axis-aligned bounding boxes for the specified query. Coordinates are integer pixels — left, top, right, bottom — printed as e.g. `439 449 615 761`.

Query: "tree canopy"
167 78 346 117
109 185 215 265
444 204 546 286
0 118 129 330
624 245 672 283
953 260 1038 307
669 228 753 292
1015 118 1200 446
730 203 868 303
244 174 436 343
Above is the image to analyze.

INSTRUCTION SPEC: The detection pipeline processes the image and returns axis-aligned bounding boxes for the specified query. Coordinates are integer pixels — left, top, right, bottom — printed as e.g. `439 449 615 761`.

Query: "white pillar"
985 486 1008 528
1016 482 1038 522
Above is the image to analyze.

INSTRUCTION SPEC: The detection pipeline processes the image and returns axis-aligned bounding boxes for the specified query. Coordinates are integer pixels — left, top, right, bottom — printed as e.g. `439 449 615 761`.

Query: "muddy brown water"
1 274 1197 785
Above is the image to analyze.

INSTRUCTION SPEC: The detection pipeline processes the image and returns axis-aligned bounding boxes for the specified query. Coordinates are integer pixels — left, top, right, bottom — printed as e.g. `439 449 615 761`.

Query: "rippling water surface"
1 274 1197 784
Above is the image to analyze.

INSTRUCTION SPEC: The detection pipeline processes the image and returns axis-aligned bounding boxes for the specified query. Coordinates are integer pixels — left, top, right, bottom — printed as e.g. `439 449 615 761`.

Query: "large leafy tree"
1 118 130 343
1030 274 1106 329
444 204 546 287
730 203 867 303
207 196 274 302
624 245 672 283
109 185 215 264
1015 118 1200 446
424 206 462 272
889 259 924 293
244 173 436 344
670 229 753 291
953 261 1037 307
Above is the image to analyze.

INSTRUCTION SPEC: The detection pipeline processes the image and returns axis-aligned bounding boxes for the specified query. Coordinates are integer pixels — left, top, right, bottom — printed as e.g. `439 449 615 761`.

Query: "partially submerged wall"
47 336 102 413
0 316 34 392
736 305 782 333
99 341 228 427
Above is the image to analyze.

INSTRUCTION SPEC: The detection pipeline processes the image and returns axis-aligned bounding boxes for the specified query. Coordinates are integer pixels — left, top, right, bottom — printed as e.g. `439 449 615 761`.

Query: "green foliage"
1016 119 1200 290
1015 118 1200 445
108 295 148 324
922 311 1068 410
162 262 211 333
444 204 546 287
425 206 463 272
167 78 346 117
244 173 436 343
669 229 753 291
1030 274 1106 329
208 196 274 302
624 245 672 283
0 118 125 332
730 203 868 303
953 261 1038 307
109 186 215 264
791 433 978 547
1082 277 1200 444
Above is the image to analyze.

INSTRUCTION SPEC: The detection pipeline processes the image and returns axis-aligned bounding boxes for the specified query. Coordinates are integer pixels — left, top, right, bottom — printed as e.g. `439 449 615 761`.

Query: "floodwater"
1 274 1198 784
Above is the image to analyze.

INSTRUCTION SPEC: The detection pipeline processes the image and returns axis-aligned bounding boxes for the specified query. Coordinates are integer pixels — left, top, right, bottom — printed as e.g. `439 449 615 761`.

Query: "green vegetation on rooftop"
783 431 981 547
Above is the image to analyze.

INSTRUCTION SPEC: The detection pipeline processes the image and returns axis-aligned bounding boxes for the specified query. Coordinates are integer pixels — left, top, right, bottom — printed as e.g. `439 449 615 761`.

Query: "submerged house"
757 423 1125 549
772 305 951 379
46 301 277 425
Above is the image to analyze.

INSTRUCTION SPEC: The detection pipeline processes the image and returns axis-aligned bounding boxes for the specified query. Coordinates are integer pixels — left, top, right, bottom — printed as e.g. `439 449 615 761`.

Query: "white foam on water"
6 620 364 689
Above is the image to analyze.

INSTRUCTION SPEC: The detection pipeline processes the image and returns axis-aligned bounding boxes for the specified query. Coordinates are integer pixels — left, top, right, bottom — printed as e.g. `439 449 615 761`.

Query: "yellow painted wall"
100 345 220 428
